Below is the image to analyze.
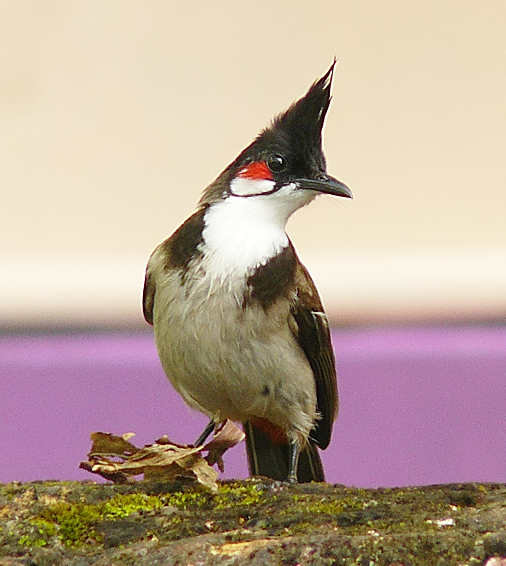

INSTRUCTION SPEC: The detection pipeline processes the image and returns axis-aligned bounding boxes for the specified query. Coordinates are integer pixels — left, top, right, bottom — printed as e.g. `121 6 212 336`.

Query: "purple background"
1 327 505 487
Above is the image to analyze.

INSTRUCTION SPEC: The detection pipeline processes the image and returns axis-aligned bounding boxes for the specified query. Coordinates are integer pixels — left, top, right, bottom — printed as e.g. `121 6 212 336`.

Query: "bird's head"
200 61 352 220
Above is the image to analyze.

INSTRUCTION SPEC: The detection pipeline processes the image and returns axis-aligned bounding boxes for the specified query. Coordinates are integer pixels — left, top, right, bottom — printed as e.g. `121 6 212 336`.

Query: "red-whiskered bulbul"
143 62 352 483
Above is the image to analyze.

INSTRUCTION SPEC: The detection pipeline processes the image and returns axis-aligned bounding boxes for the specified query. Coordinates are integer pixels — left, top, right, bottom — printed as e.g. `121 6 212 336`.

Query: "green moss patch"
1 480 504 565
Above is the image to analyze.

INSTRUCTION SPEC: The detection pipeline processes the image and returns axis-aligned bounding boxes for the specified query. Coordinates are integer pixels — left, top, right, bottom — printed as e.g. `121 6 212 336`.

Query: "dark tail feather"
244 421 325 483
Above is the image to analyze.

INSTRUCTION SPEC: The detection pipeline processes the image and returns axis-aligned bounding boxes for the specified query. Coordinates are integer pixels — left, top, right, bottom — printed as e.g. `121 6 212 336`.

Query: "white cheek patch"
230 176 276 197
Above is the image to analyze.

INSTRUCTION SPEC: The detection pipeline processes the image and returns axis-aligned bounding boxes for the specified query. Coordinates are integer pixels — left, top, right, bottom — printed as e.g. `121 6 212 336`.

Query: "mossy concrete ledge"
1 480 505 565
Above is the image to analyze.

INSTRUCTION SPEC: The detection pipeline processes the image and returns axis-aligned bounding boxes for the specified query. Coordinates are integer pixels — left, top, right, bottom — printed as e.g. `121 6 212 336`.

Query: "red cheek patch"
238 161 273 181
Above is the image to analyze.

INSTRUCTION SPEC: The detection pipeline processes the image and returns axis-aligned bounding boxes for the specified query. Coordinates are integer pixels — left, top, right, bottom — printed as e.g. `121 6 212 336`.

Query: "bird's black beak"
296 174 353 199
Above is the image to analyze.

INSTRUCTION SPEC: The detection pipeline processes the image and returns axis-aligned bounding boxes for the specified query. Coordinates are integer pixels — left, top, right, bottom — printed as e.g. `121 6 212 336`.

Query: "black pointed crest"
199 61 337 204
272 59 335 149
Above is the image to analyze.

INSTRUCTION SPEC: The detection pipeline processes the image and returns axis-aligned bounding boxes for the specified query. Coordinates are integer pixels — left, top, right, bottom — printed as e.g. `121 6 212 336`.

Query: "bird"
143 61 352 483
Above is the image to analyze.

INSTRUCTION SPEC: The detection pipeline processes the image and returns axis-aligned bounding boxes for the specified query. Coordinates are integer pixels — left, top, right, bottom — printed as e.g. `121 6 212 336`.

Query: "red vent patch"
251 417 288 445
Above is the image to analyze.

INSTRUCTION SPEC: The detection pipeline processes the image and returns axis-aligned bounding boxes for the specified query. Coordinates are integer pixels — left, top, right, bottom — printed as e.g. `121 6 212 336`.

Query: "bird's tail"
244 420 325 483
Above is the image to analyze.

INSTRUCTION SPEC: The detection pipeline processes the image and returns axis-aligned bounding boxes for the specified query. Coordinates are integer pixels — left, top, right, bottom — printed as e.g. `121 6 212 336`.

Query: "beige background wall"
2 1 506 328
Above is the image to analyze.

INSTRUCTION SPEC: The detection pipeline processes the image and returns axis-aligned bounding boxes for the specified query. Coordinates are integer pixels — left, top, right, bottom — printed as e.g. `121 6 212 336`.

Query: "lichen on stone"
0 480 505 565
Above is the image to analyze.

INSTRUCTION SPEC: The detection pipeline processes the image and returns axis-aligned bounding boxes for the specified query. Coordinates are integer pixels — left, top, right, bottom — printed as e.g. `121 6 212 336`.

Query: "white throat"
200 179 315 280
202 196 288 278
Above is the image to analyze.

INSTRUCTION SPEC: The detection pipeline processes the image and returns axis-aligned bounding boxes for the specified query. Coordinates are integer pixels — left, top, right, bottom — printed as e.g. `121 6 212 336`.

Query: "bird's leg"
287 437 301 483
194 419 216 447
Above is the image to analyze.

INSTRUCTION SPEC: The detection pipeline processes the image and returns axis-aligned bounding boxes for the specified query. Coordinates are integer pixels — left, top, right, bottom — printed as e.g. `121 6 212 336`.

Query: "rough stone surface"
0 479 505 565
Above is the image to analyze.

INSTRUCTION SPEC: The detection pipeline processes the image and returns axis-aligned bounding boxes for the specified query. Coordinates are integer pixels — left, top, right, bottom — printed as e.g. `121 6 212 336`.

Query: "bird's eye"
266 154 286 173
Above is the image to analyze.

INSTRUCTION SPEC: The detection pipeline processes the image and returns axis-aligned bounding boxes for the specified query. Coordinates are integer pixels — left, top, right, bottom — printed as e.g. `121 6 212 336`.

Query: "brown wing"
290 261 338 450
143 207 208 327
142 265 156 326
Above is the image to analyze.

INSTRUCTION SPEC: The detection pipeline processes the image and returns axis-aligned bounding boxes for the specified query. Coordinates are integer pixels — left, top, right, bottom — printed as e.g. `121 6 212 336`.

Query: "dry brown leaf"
80 429 238 491
191 456 220 488
79 458 134 484
203 420 245 472
88 431 139 456
80 422 244 490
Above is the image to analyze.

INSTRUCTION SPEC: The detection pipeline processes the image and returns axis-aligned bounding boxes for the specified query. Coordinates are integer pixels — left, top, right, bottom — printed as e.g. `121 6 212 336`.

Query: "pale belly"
152 271 317 439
